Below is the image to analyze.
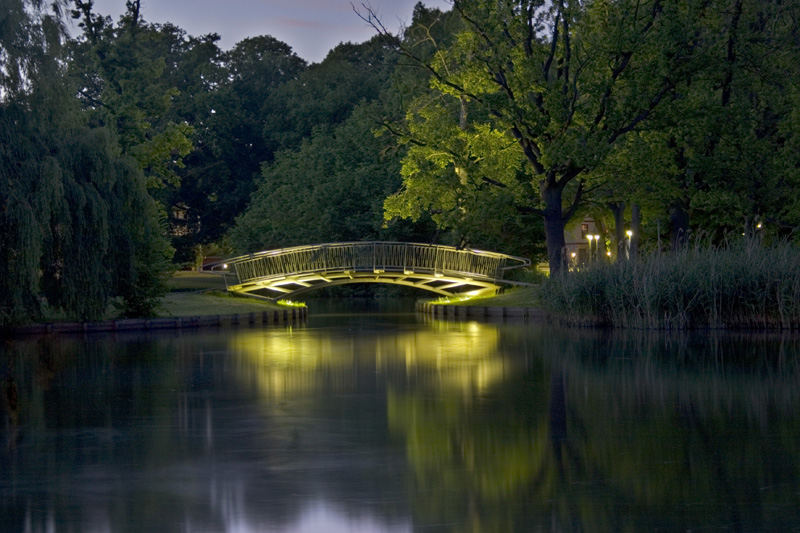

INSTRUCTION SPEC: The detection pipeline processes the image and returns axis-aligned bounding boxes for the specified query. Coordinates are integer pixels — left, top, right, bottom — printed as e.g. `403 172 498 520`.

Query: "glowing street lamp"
594 235 601 261
625 230 633 260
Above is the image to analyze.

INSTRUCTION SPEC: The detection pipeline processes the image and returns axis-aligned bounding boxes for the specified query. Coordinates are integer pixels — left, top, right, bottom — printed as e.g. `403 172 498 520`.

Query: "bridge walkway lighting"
203 241 531 300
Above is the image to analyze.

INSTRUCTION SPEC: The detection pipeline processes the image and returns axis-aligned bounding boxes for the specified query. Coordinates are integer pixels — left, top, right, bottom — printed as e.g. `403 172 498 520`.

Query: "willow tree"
1 0 172 324
1 0 69 323
362 0 706 272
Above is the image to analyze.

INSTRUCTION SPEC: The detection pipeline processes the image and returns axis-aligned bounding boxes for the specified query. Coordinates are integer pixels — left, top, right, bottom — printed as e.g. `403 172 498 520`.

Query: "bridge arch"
206 242 530 300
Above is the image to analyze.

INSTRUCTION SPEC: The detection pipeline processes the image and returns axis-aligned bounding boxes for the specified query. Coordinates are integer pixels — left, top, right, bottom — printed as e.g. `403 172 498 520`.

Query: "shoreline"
415 300 548 320
3 307 308 337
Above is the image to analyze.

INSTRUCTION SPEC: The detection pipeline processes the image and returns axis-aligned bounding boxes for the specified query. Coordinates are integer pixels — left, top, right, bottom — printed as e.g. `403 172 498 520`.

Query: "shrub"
541 238 800 329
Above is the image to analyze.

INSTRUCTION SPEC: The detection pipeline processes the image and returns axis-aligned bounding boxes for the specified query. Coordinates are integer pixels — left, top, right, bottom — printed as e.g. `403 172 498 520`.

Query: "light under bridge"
205 241 530 300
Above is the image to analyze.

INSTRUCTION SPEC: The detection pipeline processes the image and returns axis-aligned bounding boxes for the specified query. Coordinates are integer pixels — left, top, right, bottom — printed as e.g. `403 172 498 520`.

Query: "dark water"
2 309 800 532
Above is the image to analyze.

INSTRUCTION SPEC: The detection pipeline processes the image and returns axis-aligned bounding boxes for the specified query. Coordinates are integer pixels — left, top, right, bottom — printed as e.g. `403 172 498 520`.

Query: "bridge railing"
213 242 529 286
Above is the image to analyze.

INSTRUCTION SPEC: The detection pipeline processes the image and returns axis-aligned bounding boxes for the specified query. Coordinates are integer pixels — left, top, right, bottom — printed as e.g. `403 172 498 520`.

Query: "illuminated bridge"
206 241 530 299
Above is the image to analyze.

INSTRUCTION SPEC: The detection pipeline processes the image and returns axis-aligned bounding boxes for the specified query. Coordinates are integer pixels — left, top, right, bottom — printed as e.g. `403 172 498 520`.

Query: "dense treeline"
2 0 798 324
366 0 800 272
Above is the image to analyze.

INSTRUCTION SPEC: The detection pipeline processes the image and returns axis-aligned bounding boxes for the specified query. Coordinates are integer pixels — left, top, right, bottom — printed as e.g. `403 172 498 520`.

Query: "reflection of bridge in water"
207 241 530 299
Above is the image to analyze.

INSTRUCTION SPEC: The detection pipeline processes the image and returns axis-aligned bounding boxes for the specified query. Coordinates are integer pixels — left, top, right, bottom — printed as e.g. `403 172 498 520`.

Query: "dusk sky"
84 0 452 63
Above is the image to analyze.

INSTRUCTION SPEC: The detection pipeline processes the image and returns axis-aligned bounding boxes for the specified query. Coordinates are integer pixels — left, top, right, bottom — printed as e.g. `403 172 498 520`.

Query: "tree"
361 0 706 272
383 94 544 257
262 35 399 150
672 0 800 241
229 20 456 254
169 35 306 257
231 100 436 252
1 0 172 324
588 0 800 246
70 0 194 190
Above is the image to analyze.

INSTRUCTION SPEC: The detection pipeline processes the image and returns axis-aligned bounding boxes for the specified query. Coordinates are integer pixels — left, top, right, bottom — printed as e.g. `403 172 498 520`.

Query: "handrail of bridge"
205 241 530 285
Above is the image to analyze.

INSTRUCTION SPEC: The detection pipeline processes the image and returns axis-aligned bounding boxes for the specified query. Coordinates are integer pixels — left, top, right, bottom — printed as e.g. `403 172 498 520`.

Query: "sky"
83 0 452 63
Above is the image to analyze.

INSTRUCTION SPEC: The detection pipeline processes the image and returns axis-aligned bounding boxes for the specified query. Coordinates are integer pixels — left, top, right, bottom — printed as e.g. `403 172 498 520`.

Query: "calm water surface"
2 306 800 532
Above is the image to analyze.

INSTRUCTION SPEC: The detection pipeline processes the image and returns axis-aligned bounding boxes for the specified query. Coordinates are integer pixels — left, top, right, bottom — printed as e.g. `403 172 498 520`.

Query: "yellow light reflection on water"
228 320 506 400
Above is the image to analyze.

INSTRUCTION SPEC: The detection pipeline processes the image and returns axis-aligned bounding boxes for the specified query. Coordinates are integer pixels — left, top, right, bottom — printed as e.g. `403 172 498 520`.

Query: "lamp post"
625 230 633 260
586 234 600 262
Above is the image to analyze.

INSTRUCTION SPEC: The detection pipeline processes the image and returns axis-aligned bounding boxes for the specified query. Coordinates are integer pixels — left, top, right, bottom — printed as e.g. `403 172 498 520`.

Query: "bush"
540 238 800 329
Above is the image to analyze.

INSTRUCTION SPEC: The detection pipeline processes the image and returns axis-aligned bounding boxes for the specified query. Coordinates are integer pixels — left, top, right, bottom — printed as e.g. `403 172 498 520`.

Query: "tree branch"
510 128 546 175
560 0 571 97
352 2 487 106
592 0 662 130
516 204 545 217
481 175 508 189
561 179 585 223
607 77 676 144
376 119 427 147
543 10 560 82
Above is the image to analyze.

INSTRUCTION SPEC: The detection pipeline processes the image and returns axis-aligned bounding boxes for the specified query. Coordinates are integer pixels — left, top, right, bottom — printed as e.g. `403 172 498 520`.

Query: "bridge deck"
206 242 530 299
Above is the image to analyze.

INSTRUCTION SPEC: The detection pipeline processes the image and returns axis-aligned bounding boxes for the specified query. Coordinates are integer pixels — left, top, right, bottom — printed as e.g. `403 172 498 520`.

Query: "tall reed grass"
541 238 800 329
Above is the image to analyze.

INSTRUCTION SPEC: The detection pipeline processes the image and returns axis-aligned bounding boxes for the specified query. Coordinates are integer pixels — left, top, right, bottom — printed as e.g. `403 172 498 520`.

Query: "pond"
2 306 800 531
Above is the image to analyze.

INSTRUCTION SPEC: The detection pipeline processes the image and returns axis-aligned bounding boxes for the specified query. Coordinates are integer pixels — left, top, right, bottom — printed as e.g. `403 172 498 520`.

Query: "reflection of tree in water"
386 326 800 531
553 329 800 531
0 335 201 532
2 357 20 450
386 355 600 531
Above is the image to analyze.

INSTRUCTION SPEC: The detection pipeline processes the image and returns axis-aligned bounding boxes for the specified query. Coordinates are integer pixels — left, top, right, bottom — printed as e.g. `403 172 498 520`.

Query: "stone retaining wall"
415 301 547 321
7 307 307 337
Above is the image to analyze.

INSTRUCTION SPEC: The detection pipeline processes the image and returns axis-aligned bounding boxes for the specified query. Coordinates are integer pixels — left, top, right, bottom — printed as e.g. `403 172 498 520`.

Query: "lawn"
158 290 286 316
431 286 540 307
166 271 231 291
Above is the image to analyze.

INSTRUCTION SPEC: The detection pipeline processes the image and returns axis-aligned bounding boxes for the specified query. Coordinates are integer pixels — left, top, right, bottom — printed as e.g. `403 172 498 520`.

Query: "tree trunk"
610 202 625 260
669 204 689 250
543 184 566 274
631 203 641 259
549 369 567 475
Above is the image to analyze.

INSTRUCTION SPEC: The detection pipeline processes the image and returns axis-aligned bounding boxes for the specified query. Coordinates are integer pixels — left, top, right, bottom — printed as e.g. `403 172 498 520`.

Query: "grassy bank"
36 272 289 323
158 290 288 316
540 239 800 329
166 271 231 291
430 286 540 307
161 272 301 316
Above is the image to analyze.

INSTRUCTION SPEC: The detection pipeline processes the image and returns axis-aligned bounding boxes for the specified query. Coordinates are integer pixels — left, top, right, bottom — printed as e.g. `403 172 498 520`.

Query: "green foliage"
229 27 447 254
0 0 173 325
385 97 544 257
5 0 799 323
231 103 434 252
590 0 800 243
108 154 174 317
70 2 195 183
165 34 307 258
541 238 800 329
262 36 399 150
374 0 706 271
